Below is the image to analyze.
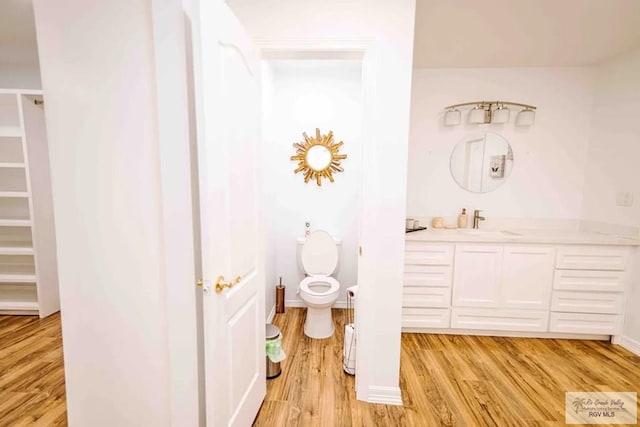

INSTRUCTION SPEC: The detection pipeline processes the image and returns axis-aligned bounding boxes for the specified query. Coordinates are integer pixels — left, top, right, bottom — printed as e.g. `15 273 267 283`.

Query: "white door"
193 1 265 426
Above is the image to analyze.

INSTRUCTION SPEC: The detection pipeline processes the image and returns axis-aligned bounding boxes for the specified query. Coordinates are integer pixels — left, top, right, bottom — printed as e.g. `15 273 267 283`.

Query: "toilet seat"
299 276 340 295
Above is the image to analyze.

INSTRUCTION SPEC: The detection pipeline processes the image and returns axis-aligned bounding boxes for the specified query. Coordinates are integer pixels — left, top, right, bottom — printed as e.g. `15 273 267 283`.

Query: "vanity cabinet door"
501 246 555 310
452 245 503 308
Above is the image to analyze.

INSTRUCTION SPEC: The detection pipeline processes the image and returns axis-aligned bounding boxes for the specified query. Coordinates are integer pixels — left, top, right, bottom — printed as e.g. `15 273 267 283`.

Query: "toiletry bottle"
457 208 468 229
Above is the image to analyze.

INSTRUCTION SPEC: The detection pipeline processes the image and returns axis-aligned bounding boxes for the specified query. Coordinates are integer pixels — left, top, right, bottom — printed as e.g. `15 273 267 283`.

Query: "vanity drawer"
555 246 628 271
403 285 451 308
451 308 548 332
404 243 454 266
402 307 450 329
404 265 452 288
551 291 624 314
553 269 626 292
549 312 622 335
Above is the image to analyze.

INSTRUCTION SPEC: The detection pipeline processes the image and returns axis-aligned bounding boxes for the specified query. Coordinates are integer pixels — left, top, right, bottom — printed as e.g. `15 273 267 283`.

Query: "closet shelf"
0 246 34 255
0 163 26 169
0 126 21 137
0 300 39 312
0 191 29 198
0 90 59 318
0 274 37 283
0 219 32 227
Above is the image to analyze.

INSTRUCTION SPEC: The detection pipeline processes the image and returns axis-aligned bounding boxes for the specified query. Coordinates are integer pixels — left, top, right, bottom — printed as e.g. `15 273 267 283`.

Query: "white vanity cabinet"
402 234 634 339
549 246 627 335
402 242 454 328
450 245 555 332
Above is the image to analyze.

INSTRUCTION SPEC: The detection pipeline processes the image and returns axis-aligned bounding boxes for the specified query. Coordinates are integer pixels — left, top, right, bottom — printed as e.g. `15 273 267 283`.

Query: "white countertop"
405 228 640 246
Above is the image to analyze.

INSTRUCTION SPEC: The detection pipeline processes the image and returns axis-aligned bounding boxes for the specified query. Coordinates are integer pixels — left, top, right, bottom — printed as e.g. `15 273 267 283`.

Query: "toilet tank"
297 235 341 276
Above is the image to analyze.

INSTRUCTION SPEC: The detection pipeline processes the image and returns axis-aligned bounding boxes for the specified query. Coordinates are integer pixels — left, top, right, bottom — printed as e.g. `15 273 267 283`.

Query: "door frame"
150 0 201 425
151 14 413 427
257 32 415 405
257 37 376 402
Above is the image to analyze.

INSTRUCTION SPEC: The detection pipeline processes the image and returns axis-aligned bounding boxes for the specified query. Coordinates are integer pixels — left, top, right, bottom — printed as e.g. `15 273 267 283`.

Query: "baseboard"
618 335 640 356
402 327 610 341
285 300 351 309
266 305 276 323
366 386 403 406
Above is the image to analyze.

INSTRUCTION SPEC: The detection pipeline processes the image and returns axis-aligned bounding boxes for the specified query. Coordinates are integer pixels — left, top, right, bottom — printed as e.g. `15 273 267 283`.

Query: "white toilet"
297 230 340 339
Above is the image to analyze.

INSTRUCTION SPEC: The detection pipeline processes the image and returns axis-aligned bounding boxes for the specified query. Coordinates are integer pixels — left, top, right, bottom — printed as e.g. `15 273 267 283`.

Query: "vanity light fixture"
492 104 510 124
515 107 536 126
443 101 536 126
468 105 488 124
444 107 461 126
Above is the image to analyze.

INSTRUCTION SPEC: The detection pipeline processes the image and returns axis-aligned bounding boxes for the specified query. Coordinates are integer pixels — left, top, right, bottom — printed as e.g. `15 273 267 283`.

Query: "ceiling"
1 0 639 69
0 0 39 65
414 0 640 68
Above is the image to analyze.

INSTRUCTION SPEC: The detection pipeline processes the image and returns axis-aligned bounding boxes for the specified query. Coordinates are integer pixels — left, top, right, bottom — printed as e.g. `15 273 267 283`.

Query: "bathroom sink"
456 229 504 237
456 229 522 238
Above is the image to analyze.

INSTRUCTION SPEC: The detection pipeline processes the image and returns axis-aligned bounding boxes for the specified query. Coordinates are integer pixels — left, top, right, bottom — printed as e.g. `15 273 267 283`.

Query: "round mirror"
450 132 514 193
306 145 332 171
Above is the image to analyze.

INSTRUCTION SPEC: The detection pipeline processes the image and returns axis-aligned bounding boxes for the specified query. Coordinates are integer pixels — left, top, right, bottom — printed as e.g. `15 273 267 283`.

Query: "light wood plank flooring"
0 314 67 426
1 310 639 426
254 308 640 426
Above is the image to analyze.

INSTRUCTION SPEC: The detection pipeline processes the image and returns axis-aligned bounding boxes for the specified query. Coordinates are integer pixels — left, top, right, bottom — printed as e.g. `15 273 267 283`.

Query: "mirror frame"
290 128 347 186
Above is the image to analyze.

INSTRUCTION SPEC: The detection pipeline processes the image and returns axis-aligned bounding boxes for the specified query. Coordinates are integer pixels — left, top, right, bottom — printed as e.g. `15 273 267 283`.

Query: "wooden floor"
254 308 640 426
0 314 67 426
1 310 639 426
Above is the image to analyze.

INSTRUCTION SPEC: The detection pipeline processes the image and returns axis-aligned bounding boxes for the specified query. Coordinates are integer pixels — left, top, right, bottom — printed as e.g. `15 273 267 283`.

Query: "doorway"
261 58 363 315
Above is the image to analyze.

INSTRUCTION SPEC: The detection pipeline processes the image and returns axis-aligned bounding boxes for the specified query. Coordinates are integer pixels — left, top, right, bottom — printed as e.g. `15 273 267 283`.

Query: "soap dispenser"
457 208 468 229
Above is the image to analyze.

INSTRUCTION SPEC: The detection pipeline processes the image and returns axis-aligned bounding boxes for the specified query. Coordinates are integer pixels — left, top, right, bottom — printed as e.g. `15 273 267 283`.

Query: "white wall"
263 60 362 310
33 0 199 425
407 67 595 225
580 48 640 346
0 63 41 89
581 49 640 230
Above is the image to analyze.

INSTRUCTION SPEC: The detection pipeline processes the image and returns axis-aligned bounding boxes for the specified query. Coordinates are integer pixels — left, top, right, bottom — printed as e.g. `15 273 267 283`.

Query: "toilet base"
304 306 335 339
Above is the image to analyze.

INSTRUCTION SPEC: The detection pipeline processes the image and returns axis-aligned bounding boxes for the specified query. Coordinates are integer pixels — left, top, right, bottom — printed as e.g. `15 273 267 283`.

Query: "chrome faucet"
473 210 485 229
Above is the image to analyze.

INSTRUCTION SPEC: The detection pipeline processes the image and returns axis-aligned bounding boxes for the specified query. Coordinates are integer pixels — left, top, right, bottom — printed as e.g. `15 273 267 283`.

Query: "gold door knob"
215 275 241 293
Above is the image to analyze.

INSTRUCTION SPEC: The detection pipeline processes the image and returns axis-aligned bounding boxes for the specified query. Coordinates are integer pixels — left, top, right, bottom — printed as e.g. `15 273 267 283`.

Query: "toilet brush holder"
276 277 285 314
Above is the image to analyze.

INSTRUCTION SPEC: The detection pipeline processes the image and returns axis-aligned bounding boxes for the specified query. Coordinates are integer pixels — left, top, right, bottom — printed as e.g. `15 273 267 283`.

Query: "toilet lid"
301 230 338 275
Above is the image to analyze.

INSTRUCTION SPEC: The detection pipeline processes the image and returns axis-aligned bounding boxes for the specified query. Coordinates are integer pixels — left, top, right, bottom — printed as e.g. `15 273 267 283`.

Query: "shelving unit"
0 89 59 317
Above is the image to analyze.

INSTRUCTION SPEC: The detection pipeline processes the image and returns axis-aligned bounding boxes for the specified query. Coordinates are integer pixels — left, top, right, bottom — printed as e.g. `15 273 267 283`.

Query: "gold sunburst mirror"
290 128 347 187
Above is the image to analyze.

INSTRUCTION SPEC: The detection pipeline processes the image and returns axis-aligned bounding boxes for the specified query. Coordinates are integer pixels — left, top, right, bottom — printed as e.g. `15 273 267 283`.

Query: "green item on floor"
265 333 286 363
